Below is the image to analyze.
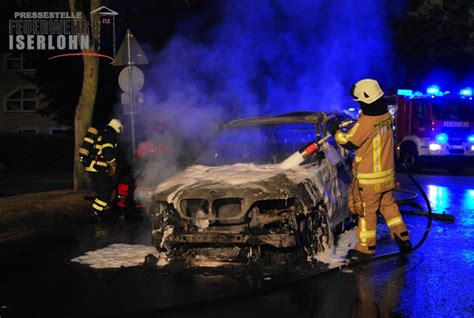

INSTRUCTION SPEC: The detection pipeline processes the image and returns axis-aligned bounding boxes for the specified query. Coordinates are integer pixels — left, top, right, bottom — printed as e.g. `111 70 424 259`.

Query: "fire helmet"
108 119 123 134
350 79 384 104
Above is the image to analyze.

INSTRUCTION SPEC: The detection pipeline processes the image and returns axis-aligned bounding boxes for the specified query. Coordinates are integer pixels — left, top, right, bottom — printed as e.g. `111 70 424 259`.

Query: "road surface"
0 172 473 317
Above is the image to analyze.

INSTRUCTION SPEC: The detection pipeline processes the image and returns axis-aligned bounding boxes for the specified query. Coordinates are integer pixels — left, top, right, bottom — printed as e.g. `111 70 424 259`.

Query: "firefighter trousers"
90 172 114 215
353 187 410 254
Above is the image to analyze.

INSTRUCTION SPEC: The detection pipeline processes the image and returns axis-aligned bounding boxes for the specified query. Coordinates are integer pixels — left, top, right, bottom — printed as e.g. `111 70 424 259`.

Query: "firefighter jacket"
334 112 395 193
85 126 118 173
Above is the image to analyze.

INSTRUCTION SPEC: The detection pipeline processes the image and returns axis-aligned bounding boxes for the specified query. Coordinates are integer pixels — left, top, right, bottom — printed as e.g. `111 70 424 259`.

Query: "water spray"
280 120 355 169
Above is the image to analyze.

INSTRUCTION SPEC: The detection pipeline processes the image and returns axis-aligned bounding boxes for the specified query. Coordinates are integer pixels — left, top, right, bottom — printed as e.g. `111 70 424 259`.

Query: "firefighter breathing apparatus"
79 127 99 166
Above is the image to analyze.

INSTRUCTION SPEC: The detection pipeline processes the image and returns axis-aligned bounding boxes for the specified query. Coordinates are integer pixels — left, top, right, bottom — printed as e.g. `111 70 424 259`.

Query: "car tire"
298 209 331 258
400 143 420 172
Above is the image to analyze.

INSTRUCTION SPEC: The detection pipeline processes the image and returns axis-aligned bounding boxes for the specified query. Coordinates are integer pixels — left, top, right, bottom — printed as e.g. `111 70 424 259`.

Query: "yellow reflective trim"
107 158 116 163
85 160 97 172
87 127 98 134
84 137 95 144
94 198 108 207
79 148 89 155
357 168 395 179
92 203 104 211
360 217 367 244
357 175 394 185
101 143 114 149
373 134 382 173
84 159 106 171
355 156 362 163
360 230 376 238
387 216 403 227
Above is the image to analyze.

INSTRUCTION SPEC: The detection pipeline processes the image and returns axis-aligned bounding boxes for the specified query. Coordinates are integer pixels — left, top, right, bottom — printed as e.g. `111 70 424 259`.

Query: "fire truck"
388 85 474 171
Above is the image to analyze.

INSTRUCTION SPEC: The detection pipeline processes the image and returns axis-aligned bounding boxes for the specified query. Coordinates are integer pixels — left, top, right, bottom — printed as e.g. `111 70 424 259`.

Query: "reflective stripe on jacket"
334 112 395 192
85 127 118 173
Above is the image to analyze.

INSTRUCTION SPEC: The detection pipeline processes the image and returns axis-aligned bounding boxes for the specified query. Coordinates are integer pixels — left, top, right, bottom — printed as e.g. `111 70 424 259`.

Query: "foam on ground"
71 243 168 269
315 228 358 268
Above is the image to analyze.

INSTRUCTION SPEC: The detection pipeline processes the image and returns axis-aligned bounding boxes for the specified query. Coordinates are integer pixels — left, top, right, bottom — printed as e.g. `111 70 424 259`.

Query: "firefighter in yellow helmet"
85 119 123 220
327 79 412 254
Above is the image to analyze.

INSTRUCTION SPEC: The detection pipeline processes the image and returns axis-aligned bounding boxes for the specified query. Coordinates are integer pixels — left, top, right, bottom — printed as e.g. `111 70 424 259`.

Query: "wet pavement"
0 172 473 317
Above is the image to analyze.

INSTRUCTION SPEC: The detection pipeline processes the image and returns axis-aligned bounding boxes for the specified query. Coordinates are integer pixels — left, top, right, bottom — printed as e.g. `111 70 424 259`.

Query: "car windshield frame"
195 122 319 166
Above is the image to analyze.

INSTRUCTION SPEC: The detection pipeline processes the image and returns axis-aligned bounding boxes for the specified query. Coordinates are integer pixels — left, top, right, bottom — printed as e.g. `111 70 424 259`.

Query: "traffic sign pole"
127 30 136 160
114 29 148 162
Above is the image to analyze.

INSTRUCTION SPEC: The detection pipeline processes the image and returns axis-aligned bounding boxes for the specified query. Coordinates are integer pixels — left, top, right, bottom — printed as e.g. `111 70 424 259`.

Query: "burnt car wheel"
298 208 331 259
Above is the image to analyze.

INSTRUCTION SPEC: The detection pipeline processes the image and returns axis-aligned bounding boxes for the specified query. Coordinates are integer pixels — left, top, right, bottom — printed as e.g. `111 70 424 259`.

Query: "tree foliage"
395 0 474 83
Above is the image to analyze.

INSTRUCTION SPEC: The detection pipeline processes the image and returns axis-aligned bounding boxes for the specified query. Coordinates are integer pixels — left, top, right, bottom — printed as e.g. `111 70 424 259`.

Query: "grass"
0 190 93 243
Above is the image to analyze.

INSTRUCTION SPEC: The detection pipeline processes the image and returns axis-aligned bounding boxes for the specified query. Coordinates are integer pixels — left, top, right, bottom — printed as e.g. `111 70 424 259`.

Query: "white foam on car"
154 162 345 219
71 243 169 269
315 228 358 268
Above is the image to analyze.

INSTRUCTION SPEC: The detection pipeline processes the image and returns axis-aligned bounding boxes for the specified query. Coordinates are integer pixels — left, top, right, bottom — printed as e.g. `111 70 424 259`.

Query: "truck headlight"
429 143 442 151
471 145 474 151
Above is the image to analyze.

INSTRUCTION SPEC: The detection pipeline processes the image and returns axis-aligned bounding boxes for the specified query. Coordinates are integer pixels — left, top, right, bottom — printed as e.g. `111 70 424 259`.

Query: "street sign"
122 102 142 115
121 92 144 106
118 66 144 92
113 29 149 66
115 29 148 160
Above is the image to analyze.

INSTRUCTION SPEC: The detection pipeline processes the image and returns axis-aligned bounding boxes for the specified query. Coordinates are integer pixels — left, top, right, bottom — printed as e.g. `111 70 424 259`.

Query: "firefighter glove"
326 118 341 135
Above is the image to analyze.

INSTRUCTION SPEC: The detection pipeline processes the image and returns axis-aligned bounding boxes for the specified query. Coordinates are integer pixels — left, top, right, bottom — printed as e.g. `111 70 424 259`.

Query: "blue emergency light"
460 87 473 97
427 85 440 95
436 133 448 144
397 89 413 96
468 135 474 143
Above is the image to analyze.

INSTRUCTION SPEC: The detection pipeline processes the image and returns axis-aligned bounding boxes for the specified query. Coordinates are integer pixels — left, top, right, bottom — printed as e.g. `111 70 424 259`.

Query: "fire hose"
138 119 452 315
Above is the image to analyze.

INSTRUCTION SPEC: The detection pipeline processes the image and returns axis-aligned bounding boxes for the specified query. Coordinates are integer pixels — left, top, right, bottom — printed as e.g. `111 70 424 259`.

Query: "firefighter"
85 119 123 220
328 79 412 254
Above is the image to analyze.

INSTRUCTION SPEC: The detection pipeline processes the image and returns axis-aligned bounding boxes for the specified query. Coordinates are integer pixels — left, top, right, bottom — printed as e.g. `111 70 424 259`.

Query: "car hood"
152 162 351 222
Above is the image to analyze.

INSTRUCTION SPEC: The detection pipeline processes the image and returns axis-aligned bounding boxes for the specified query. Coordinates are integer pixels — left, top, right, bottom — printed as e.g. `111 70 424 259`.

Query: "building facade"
0 53 72 135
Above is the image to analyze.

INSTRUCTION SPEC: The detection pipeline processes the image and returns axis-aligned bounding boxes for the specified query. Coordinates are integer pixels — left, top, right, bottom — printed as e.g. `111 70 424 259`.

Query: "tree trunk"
70 0 102 191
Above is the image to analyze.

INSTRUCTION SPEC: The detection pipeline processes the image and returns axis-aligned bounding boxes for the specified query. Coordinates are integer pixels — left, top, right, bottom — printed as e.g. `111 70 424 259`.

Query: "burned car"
149 112 353 264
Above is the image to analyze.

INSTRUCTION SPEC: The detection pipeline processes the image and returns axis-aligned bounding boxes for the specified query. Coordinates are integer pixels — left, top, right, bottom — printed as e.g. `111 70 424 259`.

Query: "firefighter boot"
394 234 412 254
101 207 119 223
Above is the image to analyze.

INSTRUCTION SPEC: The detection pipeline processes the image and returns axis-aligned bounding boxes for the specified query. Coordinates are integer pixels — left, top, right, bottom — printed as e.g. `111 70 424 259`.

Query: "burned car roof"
223 111 326 128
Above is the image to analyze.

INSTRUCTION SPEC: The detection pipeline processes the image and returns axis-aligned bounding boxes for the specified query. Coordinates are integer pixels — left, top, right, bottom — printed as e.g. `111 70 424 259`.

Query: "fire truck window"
414 101 428 126
432 99 474 121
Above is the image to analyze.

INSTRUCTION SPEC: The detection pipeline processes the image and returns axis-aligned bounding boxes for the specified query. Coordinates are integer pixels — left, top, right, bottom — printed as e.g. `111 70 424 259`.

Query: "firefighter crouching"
80 119 123 220
328 79 412 254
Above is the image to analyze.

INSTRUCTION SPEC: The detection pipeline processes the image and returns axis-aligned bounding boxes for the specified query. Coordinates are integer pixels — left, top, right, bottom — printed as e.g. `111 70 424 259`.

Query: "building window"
5 87 38 112
50 128 74 136
3 53 34 71
15 127 38 134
